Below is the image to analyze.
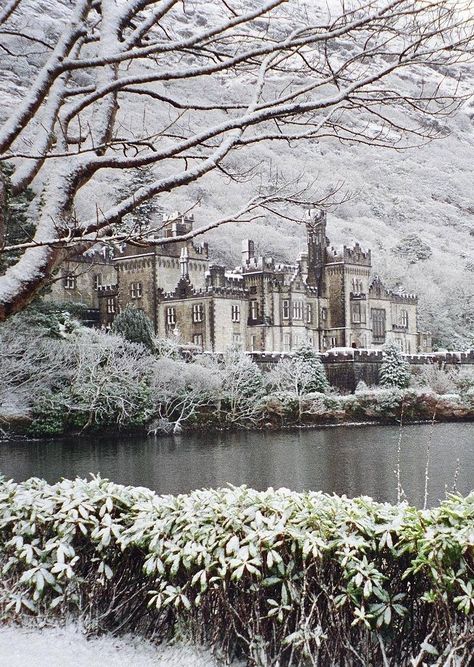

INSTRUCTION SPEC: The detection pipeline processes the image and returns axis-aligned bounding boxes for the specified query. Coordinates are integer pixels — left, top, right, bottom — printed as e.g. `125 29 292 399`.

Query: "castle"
45 209 431 353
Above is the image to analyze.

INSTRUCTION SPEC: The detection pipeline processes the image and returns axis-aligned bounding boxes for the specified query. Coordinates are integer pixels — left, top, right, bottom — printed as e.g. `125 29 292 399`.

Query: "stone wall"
250 350 474 393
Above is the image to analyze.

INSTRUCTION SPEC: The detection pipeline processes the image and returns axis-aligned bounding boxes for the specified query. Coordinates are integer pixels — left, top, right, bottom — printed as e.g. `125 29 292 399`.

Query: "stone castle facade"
46 209 431 353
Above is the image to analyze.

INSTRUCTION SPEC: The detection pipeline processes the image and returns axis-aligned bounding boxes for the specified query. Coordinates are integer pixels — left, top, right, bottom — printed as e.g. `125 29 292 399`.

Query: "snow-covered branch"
0 0 472 319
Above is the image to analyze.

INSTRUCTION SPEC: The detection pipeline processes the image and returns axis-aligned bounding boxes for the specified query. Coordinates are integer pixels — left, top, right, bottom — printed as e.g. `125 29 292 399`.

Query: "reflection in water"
0 423 472 507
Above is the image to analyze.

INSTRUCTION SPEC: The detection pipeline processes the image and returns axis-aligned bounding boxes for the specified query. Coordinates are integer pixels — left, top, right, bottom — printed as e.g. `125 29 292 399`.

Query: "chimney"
241 239 255 265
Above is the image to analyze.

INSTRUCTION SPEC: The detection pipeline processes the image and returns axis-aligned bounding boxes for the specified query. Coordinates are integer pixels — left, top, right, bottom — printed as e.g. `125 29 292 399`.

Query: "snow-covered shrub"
1 477 473 666
28 330 154 434
355 380 369 393
149 357 222 433
153 336 182 359
111 306 155 351
411 364 457 395
259 391 301 423
454 368 474 395
379 343 411 388
0 319 70 422
65 330 153 430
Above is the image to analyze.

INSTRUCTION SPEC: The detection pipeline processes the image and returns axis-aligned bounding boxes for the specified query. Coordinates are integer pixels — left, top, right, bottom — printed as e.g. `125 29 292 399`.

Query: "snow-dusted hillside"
1 0 473 345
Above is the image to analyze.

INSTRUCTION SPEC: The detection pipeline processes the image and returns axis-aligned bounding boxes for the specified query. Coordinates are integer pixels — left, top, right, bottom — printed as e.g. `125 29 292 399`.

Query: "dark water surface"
0 423 473 506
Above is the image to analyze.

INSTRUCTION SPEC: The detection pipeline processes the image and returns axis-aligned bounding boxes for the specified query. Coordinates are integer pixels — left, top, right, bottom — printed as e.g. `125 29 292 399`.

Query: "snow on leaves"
0 476 473 662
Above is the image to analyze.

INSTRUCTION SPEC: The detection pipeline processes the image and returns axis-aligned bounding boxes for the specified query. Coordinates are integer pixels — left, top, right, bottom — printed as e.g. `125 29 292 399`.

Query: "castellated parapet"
343 243 371 266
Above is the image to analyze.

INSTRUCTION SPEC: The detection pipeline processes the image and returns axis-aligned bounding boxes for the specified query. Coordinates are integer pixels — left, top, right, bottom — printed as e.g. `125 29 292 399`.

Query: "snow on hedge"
1 477 473 664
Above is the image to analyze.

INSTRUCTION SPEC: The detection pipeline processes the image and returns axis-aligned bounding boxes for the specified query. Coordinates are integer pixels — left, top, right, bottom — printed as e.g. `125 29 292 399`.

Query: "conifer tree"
0 163 34 273
379 342 411 389
294 343 329 393
111 306 155 351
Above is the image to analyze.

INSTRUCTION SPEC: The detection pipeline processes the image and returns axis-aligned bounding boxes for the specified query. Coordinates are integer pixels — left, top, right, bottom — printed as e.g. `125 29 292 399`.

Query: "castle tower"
305 208 327 291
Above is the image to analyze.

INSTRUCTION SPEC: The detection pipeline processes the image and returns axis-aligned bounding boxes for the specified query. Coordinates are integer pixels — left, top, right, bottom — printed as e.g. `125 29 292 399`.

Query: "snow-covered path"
0 624 220 667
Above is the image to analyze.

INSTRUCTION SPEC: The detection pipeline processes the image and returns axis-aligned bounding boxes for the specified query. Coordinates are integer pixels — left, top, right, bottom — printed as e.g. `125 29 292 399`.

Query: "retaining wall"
250 350 474 393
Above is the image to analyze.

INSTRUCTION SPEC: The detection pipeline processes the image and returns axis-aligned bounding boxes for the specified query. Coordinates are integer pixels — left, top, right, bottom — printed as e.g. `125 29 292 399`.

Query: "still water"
0 423 473 507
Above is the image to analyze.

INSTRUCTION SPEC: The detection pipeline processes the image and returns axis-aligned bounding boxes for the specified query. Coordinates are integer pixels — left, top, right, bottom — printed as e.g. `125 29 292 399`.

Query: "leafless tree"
0 0 472 319
149 356 222 434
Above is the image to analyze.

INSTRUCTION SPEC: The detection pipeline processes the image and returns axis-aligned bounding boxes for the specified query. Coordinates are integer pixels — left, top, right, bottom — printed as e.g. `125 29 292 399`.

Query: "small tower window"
130 282 143 299
250 300 259 321
282 300 290 319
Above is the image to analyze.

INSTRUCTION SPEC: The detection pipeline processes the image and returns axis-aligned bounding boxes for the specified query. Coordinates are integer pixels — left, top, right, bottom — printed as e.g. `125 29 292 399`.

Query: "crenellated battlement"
343 243 371 266
162 284 248 300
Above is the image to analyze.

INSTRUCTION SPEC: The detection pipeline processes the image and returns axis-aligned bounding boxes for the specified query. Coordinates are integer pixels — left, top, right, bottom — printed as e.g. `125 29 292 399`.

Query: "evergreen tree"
293 343 329 393
0 163 35 273
379 342 411 388
111 306 155 351
115 167 162 237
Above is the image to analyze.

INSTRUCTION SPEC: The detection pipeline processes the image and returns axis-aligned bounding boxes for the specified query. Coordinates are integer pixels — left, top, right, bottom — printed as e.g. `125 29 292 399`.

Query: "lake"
0 422 472 506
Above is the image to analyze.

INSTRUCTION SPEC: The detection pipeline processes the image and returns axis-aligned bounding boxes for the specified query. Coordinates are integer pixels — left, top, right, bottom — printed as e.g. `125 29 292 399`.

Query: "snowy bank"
0 624 220 667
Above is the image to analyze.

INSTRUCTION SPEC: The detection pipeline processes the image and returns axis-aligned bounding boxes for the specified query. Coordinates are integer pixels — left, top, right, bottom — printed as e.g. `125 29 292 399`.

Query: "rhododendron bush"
0 477 473 665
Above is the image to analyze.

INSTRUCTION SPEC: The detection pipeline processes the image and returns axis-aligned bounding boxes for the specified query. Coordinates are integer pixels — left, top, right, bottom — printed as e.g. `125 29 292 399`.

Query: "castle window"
232 333 242 348
351 301 361 324
192 334 203 349
130 282 143 299
250 299 259 321
106 297 115 314
320 307 328 322
306 303 312 324
400 309 408 328
251 335 258 351
192 303 203 323
372 308 386 340
63 274 76 290
93 274 102 291
166 307 176 325
231 304 240 323
283 333 291 352
282 300 290 319
292 301 303 320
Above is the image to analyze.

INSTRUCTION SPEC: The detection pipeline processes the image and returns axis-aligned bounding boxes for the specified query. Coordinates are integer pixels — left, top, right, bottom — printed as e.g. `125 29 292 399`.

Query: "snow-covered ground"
0 624 221 667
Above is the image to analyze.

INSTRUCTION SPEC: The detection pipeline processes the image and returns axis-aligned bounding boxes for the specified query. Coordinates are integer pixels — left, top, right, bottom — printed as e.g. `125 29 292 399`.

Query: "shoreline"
1 411 473 443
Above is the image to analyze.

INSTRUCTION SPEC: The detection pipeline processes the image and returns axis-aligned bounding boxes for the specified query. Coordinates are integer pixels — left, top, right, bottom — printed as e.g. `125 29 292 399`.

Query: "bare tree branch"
0 0 472 320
